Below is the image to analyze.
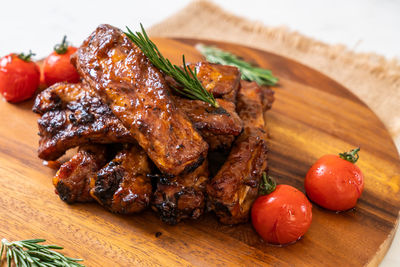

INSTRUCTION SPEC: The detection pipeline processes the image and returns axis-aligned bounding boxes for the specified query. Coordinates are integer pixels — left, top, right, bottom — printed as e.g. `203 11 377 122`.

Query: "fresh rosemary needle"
196 44 279 86
125 24 219 108
0 238 85 267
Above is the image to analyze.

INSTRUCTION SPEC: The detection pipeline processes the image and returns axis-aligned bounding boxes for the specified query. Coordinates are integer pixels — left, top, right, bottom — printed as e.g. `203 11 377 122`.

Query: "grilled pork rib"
90 144 152 214
207 81 270 224
175 97 242 136
260 85 275 112
72 24 208 176
53 144 108 203
175 97 242 150
33 83 135 160
188 62 241 103
152 160 209 224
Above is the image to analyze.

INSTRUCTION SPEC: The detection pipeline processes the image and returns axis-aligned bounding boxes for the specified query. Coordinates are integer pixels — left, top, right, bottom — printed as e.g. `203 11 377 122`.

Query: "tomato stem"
18 50 35 62
54 35 69 54
259 172 276 195
339 147 360 163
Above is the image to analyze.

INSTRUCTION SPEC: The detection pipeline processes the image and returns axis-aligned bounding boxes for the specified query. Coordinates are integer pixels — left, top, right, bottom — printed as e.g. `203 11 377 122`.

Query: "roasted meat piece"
90 144 152 214
199 131 236 151
53 144 108 203
207 80 269 224
175 97 242 136
73 24 208 176
175 96 242 149
152 160 209 225
206 129 267 224
236 81 267 129
260 85 275 111
188 62 241 102
33 82 135 160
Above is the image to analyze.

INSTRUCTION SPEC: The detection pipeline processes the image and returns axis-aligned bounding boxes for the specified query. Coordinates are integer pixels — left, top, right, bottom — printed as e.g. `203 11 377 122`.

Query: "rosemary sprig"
125 24 219 108
0 238 85 267
196 44 279 86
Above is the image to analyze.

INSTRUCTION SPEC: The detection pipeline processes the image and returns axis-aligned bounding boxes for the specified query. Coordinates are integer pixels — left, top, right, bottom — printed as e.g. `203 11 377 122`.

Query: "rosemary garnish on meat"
0 238 85 267
197 44 278 86
125 24 219 108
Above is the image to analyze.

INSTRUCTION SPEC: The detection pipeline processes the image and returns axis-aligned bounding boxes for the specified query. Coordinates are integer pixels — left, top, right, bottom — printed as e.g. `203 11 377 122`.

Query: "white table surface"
0 0 398 266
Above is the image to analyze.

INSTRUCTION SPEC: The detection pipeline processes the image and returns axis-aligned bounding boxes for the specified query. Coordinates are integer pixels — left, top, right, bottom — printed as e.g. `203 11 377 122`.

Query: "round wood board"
0 37 399 267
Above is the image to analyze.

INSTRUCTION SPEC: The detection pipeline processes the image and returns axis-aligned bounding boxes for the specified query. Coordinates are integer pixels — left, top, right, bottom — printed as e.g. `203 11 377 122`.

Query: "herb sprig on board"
0 238 85 267
197 44 279 86
125 24 219 108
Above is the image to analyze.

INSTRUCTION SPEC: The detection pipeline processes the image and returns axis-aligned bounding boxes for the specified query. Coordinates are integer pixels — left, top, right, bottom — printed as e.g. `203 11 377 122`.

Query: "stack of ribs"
33 24 274 225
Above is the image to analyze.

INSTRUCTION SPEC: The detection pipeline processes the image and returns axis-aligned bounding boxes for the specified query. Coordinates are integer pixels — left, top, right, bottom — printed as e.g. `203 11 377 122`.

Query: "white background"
0 0 398 60
0 0 398 266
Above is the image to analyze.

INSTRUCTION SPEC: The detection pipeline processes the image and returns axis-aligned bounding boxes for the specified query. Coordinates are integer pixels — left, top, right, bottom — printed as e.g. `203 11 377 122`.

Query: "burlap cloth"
149 0 400 153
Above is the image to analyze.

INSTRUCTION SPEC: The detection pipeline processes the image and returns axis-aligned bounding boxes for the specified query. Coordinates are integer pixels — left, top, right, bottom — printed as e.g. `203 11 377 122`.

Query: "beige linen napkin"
148 0 400 153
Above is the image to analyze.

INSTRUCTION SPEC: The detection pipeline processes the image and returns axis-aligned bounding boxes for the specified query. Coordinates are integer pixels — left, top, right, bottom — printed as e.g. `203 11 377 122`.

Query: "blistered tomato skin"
305 154 364 211
251 185 313 245
0 54 40 102
43 46 80 87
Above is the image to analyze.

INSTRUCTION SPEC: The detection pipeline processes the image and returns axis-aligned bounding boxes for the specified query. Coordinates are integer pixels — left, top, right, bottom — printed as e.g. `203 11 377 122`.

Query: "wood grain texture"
0 38 399 267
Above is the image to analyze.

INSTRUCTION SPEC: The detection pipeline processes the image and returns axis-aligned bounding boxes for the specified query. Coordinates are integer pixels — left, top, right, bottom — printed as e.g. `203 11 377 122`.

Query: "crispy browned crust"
206 80 269 224
175 97 241 150
53 144 108 203
173 67 243 151
189 62 241 102
33 82 135 160
152 160 209 225
175 97 243 136
90 144 152 214
72 24 208 176
260 85 275 111
206 129 267 224
236 81 267 129
198 130 235 151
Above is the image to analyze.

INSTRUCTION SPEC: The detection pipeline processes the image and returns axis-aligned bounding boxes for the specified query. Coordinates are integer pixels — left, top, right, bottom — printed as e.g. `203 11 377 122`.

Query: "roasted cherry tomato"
305 147 364 211
43 36 80 86
251 174 312 245
0 52 40 103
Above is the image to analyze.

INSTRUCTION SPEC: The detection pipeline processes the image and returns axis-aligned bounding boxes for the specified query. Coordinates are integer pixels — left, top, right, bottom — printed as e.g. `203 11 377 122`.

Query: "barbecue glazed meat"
33 82 135 160
199 131 236 151
53 145 108 203
90 144 152 214
73 24 208 176
175 97 242 149
152 160 209 224
174 63 242 149
236 81 267 129
260 85 275 111
207 80 269 224
188 62 241 102
175 97 242 136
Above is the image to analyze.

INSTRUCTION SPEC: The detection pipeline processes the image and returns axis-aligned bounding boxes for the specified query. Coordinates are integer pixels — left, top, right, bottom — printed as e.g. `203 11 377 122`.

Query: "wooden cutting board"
0 37 399 267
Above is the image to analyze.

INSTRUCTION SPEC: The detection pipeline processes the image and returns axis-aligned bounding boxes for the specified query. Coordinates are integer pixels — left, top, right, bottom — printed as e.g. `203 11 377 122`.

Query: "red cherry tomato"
251 176 312 245
305 147 364 211
43 36 80 87
0 52 40 103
